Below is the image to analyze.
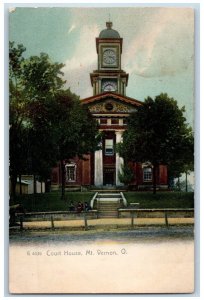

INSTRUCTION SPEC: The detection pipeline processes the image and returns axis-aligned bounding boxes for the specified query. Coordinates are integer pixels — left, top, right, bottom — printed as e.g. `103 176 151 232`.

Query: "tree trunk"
33 174 37 194
60 160 66 201
152 164 157 194
10 173 17 203
19 174 22 195
185 172 188 193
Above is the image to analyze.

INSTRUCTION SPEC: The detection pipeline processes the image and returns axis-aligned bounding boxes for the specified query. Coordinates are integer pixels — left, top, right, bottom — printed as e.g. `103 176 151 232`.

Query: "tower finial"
106 20 112 29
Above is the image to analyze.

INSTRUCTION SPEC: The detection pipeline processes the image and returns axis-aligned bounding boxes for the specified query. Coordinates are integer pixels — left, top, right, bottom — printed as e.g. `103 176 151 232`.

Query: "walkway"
14 217 194 231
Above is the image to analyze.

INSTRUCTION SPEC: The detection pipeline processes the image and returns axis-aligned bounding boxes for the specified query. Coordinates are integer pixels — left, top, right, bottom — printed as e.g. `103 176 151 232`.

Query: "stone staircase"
94 192 124 218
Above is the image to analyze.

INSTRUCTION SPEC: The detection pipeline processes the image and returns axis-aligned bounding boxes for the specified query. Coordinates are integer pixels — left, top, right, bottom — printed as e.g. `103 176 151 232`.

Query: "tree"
52 90 100 200
9 42 100 201
9 43 67 199
9 42 28 199
119 93 194 194
168 160 194 191
118 164 134 187
167 128 194 191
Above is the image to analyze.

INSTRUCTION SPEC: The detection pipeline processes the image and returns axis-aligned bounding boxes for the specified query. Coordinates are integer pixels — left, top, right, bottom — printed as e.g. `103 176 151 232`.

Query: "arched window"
65 163 76 182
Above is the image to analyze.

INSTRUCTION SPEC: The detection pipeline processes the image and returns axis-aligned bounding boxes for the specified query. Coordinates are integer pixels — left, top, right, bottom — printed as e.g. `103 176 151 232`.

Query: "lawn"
124 191 194 208
12 191 194 212
13 191 95 212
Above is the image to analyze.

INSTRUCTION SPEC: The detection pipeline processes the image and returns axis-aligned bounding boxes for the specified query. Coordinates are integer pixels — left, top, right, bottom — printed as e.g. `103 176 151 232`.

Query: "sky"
9 6 194 126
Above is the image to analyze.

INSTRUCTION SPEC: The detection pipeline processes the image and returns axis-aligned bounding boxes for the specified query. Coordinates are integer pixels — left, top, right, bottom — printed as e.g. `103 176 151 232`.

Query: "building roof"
99 21 120 39
81 92 143 107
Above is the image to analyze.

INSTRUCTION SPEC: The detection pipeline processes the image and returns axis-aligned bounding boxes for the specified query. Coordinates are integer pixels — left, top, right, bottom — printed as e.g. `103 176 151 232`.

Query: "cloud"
61 7 194 98
62 24 100 98
123 8 194 78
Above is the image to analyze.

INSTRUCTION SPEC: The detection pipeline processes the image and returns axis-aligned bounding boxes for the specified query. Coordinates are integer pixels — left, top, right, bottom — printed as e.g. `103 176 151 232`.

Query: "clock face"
103 49 116 65
102 80 117 92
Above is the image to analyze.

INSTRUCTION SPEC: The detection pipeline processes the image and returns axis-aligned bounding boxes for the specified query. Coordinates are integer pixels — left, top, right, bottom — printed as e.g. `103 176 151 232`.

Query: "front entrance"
103 167 115 186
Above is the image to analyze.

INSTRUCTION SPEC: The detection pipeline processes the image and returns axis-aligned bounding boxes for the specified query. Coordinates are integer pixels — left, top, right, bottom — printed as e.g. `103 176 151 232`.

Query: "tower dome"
99 22 120 39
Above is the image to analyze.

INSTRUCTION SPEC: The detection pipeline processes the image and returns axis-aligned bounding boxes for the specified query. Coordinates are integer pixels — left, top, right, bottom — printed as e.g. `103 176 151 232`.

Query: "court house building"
51 22 168 190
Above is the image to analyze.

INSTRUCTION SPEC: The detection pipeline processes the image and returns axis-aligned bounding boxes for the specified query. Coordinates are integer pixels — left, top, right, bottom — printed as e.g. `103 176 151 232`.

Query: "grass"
124 192 194 208
13 191 95 212
12 191 194 212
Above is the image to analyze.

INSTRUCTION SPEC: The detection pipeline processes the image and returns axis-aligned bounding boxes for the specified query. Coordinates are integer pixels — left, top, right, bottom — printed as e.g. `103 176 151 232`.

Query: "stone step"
97 200 122 204
97 200 121 218
93 203 121 210
94 192 124 218
97 193 121 197
97 202 121 206
97 205 120 209
97 198 121 201
98 196 120 198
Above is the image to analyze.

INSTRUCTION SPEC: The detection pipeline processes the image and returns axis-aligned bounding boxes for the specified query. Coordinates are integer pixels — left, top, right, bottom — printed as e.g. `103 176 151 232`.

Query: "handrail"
90 192 98 209
120 192 127 207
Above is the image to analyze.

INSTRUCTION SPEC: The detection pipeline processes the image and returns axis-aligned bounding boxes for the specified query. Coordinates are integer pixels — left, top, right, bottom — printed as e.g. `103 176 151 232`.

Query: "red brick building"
51 22 168 190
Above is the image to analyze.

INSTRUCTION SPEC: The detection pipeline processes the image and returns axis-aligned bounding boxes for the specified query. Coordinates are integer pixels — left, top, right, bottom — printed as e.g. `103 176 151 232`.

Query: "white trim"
142 162 153 168
65 163 76 182
115 131 124 186
94 150 103 186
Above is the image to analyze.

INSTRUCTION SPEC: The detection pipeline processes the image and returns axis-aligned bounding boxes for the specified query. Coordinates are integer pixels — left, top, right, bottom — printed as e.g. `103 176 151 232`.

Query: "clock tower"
90 21 129 95
51 21 168 190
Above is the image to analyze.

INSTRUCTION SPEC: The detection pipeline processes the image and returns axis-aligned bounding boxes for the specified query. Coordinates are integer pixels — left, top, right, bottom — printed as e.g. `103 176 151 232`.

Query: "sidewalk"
18 217 194 230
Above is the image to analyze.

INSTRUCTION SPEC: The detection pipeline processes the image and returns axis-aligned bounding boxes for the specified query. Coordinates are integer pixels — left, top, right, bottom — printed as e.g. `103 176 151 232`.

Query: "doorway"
104 167 115 186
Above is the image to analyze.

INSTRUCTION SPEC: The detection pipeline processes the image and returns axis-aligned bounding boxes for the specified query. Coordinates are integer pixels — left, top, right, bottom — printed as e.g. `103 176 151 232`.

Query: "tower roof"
99 21 120 39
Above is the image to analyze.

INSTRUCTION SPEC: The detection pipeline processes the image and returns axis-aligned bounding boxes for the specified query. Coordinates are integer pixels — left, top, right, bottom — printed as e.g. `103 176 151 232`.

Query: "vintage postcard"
9 6 195 294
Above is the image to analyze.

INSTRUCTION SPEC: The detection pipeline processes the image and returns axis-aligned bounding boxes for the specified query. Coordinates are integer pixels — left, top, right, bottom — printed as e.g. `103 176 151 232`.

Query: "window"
143 167 152 181
111 119 119 125
65 164 76 182
100 118 107 124
105 139 114 156
123 118 127 124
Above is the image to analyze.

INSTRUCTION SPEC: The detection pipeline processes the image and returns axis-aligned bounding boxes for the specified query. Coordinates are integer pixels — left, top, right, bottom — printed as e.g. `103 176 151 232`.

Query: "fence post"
20 216 23 231
84 212 88 231
164 211 169 228
131 211 134 228
51 216 55 230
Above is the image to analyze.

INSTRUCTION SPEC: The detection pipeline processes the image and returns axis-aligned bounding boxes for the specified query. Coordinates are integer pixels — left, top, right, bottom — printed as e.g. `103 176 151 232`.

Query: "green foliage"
9 41 26 83
119 93 194 193
9 42 66 196
118 164 134 186
9 42 100 199
22 53 65 98
52 89 100 161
